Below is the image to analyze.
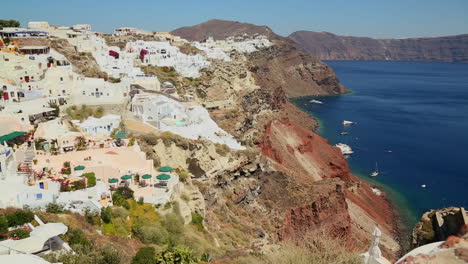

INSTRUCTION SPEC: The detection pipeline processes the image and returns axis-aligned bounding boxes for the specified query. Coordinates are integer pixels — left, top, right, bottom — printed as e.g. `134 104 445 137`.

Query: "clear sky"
2 0 467 38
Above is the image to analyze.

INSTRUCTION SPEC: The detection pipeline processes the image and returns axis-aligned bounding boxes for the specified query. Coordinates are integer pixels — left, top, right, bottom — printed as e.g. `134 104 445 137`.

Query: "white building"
132 94 244 149
74 114 121 136
114 27 150 36
126 40 210 78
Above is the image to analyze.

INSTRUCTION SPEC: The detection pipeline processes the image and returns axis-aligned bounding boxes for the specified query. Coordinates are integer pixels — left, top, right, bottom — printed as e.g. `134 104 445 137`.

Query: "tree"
5 210 34 227
0 215 8 234
99 244 123 264
0 20 20 30
101 207 112 224
10 229 29 239
131 247 156 264
67 229 91 249
115 186 134 199
112 193 130 209
75 136 87 151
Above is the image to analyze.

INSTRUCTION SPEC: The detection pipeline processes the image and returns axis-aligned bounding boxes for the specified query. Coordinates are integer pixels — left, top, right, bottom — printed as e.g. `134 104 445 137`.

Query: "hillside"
172 19 348 98
289 31 468 62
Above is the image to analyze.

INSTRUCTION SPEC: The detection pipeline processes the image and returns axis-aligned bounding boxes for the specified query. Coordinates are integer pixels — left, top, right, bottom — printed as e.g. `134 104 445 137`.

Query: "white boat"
335 143 353 155
309 99 324 104
370 162 379 177
340 132 349 135
342 120 355 125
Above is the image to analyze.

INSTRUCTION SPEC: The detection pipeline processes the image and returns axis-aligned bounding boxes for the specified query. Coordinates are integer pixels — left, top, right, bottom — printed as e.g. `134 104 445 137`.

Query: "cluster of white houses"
0 20 266 218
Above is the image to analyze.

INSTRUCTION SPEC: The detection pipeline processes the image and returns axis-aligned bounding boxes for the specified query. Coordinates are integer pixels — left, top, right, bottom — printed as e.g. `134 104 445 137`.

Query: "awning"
121 175 132 180
156 174 170 180
141 174 152 179
159 166 173 172
0 131 26 143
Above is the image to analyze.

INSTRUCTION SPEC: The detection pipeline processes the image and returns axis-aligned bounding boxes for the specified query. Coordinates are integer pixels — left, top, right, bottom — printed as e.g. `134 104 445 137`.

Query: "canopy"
108 178 119 183
74 165 85 170
156 174 170 180
0 254 52 264
159 166 173 172
30 223 68 238
0 131 26 144
142 174 152 179
121 175 132 180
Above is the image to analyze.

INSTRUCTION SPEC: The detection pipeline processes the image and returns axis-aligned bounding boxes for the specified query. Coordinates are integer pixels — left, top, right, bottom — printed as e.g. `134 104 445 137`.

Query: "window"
96 88 99 91
49 90 52 94
2 86 6 91
60 77 63 81
82 91 85 95
10 92 14 97
91 93 94 96
62 90 66 94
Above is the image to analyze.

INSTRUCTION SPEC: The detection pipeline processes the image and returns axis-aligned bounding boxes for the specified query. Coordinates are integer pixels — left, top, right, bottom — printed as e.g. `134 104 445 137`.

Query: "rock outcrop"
289 31 468 62
412 207 468 248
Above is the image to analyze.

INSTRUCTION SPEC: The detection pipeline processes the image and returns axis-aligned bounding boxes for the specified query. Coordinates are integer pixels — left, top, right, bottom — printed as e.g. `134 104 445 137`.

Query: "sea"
293 61 468 230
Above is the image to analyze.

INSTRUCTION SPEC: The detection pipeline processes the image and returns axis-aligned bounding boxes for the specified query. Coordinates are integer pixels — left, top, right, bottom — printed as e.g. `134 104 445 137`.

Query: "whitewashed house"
75 114 121 136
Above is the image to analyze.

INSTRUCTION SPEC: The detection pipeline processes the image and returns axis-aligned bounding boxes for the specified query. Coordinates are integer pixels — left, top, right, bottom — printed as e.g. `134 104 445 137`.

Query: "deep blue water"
293 61 468 227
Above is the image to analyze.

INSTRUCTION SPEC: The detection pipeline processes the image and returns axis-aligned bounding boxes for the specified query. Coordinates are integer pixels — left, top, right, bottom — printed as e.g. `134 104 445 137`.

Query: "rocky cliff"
289 31 468 62
167 19 400 259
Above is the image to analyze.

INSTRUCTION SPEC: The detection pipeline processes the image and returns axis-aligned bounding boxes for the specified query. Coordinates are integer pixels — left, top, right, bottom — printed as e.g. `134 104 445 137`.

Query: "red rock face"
260 120 398 253
260 120 351 184
280 183 351 241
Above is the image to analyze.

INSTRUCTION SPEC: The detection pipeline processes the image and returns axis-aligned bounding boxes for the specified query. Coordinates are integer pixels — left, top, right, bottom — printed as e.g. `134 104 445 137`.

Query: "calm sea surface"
293 61 468 228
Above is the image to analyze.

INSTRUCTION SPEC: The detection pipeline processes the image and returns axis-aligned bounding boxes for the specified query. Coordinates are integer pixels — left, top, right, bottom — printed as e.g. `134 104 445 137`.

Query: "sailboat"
370 162 379 177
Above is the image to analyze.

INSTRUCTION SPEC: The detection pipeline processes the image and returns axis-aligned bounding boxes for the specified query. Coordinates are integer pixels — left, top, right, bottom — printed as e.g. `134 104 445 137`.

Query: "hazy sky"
3 0 467 38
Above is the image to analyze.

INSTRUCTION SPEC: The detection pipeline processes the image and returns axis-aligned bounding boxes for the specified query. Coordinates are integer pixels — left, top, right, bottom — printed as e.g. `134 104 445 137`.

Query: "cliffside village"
0 21 276 262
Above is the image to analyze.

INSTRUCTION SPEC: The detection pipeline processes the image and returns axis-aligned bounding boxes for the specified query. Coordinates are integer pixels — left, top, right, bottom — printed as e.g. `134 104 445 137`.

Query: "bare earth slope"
289 31 468 62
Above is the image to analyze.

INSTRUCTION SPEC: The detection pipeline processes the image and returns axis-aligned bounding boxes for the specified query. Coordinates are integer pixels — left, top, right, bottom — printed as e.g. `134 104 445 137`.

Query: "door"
25 76 30 82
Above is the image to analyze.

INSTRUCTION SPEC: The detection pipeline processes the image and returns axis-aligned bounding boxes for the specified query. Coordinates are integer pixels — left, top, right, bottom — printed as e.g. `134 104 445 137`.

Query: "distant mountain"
172 19 347 98
171 19 275 41
288 31 468 62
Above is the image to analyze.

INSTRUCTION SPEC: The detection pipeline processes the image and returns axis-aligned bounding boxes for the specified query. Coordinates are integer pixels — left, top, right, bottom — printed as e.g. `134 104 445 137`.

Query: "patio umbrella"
121 175 132 180
142 174 152 179
74 165 85 170
156 174 170 180
108 178 119 183
159 166 173 172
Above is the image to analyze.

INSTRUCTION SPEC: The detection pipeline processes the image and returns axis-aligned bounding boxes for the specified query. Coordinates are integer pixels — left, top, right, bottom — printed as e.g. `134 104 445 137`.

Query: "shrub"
46 203 64 213
175 168 189 182
191 213 204 231
111 207 128 219
0 215 8 234
10 228 29 239
155 247 199 264
112 193 130 209
66 228 91 249
115 186 134 199
131 247 156 264
100 244 123 264
83 172 97 187
128 138 135 146
5 210 34 227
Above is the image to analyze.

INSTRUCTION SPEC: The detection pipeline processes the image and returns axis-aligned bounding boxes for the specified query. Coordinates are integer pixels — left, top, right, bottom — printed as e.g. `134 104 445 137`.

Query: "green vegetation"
174 168 190 182
3 209 34 227
140 131 190 150
131 247 156 264
9 228 30 239
0 20 20 30
46 203 65 213
141 65 180 85
191 213 204 232
0 215 8 234
65 105 105 121
83 172 97 187
101 207 112 224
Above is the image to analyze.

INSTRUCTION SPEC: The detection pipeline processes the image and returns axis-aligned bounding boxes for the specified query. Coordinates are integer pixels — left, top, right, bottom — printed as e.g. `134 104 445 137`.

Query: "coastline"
290 95 415 256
